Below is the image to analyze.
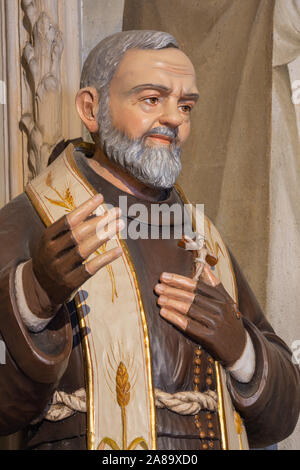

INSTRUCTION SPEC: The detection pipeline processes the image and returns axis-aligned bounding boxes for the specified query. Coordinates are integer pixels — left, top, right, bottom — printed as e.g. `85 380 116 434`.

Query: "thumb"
200 263 220 287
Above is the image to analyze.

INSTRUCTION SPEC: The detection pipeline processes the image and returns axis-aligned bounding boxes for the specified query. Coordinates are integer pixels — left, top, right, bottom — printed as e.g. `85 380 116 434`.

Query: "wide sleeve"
0 193 72 435
226 253 300 448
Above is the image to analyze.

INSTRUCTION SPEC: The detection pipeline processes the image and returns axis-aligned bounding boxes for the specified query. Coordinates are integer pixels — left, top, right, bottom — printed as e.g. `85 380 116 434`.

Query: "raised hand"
31 193 124 306
154 269 246 366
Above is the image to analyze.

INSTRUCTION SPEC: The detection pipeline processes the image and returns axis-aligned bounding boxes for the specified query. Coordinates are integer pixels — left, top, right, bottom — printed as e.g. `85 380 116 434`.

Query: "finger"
159 272 197 292
195 280 226 302
67 193 104 229
55 244 85 274
64 263 91 291
154 283 195 303
193 293 222 315
49 230 77 255
63 247 122 290
44 195 104 241
72 207 122 243
200 264 220 287
160 308 211 345
77 218 125 259
185 317 212 344
85 246 123 276
46 213 72 241
160 307 188 331
187 303 215 328
157 295 192 315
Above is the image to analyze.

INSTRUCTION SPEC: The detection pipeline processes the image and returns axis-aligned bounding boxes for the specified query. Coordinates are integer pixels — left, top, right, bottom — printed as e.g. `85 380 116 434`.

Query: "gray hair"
80 30 179 93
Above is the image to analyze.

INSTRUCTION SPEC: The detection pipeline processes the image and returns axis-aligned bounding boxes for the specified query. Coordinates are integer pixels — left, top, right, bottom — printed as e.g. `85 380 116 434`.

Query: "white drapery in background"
267 0 300 450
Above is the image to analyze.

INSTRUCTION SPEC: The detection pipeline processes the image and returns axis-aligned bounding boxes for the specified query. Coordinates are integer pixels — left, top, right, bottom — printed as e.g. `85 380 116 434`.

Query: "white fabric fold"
15 261 55 333
227 331 256 384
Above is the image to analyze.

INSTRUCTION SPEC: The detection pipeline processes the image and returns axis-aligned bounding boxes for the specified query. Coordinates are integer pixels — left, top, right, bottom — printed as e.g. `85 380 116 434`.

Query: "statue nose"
159 104 183 128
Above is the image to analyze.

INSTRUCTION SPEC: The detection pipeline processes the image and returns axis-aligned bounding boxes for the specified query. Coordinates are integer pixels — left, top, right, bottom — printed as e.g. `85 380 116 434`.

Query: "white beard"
97 92 182 189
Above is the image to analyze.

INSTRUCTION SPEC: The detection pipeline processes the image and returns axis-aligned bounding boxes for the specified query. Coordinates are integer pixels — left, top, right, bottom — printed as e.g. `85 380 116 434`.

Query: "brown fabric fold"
0 264 72 384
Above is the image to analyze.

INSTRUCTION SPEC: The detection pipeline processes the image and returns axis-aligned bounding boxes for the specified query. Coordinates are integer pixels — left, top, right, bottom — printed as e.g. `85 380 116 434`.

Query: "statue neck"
88 146 167 202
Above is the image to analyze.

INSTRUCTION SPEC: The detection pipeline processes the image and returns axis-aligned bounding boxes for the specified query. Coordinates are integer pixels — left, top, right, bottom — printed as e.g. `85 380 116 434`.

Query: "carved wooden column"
1 0 23 202
2 0 82 200
21 0 64 179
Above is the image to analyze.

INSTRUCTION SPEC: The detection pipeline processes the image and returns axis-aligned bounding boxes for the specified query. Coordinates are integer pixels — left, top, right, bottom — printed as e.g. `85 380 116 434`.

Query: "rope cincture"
154 388 218 415
30 388 87 423
33 387 218 423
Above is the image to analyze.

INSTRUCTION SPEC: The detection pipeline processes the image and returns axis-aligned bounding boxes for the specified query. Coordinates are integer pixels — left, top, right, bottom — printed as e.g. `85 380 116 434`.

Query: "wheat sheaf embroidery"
98 361 149 450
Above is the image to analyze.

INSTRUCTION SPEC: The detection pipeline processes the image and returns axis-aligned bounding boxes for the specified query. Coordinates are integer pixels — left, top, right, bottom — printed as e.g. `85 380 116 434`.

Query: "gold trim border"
74 291 95 450
174 183 230 451
215 361 229 450
64 147 97 449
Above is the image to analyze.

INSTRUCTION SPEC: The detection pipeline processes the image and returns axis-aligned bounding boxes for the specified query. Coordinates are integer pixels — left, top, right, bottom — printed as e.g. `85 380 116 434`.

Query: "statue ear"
76 87 100 133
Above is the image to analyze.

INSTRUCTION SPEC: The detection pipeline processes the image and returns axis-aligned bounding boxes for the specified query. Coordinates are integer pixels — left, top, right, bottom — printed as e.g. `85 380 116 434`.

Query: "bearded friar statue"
0 30 299 451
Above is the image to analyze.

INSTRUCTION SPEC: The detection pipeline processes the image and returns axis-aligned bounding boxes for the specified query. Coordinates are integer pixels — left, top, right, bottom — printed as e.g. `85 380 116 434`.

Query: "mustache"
144 126 178 141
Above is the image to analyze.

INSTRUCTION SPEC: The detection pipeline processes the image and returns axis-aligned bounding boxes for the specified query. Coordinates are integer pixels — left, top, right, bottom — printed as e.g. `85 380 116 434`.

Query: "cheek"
110 103 154 139
178 122 191 145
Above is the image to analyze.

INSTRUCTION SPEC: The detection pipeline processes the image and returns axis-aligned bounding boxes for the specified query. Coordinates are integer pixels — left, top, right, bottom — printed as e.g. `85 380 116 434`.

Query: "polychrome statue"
0 30 299 450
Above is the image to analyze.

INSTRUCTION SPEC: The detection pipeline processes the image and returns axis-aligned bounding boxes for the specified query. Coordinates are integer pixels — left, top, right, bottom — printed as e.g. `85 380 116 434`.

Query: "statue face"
108 48 199 148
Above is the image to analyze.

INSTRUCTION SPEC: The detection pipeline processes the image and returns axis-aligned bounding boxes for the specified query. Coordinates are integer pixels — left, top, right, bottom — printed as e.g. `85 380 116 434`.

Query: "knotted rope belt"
35 387 218 422
155 388 218 415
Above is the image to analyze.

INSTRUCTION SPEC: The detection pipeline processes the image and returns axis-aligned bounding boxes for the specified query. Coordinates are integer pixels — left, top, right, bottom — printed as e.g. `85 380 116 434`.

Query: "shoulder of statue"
48 138 96 166
25 138 97 227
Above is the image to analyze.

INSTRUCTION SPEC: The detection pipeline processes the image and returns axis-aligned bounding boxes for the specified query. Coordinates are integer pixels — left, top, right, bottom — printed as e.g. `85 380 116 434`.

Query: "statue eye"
180 104 192 113
144 97 159 105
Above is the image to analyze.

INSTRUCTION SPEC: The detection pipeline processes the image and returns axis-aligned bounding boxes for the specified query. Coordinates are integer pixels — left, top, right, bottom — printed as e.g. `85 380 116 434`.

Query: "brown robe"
0 149 299 450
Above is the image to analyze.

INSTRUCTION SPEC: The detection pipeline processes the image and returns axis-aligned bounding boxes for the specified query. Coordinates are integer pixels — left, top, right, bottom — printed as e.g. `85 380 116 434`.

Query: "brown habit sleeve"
0 193 72 435
228 253 300 448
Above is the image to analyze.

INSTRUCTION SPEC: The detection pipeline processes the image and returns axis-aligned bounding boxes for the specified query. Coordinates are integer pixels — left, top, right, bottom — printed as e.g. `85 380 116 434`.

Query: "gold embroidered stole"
176 185 249 450
26 146 156 450
26 144 248 450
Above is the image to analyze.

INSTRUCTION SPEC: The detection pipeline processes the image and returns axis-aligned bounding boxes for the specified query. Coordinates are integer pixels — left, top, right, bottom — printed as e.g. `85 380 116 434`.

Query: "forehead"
111 48 198 93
